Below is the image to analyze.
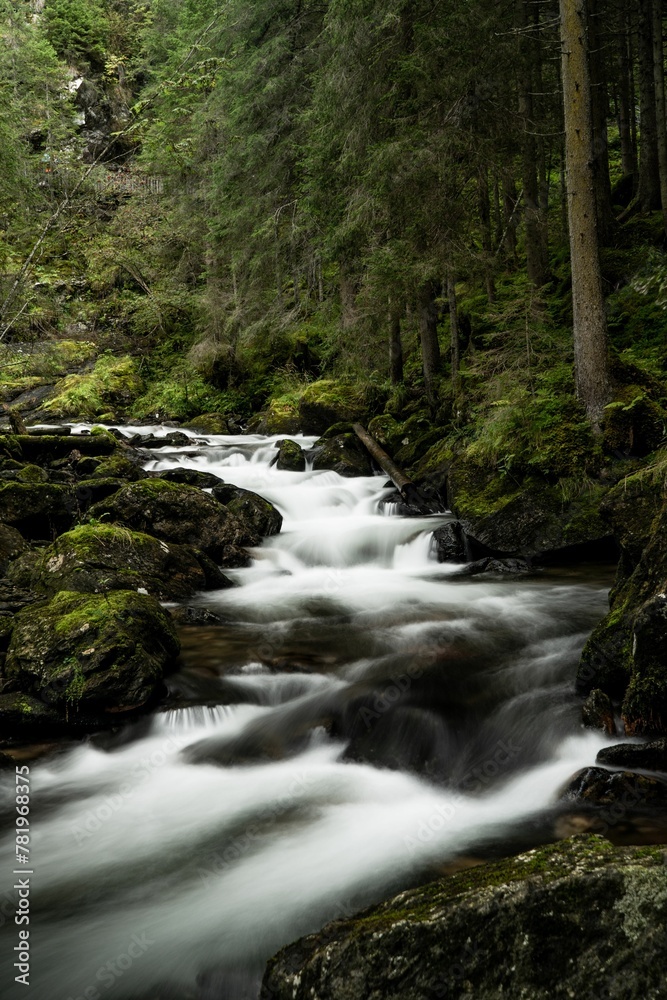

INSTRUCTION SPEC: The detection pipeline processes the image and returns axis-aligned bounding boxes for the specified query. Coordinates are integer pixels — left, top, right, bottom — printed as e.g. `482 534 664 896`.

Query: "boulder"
155 468 224 489
5 590 179 716
263 836 667 1000
311 434 372 478
9 433 116 465
0 525 27 573
7 524 232 601
73 478 125 509
0 482 76 539
88 454 147 481
259 395 302 434
211 484 282 538
182 413 229 434
562 766 667 808
298 380 368 435
87 479 252 565
597 740 667 772
0 692 64 739
275 439 306 472
431 521 467 563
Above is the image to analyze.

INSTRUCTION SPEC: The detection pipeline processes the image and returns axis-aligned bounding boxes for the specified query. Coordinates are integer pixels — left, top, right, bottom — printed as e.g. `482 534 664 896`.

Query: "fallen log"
352 423 444 512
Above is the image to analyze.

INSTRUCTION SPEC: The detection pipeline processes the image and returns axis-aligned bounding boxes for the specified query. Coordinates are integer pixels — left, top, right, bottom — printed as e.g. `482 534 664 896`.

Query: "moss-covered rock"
211 484 282 537
41 355 143 420
0 482 76 539
0 692 63 738
448 457 611 559
7 524 231 600
299 380 368 434
0 433 116 466
88 453 146 481
603 386 666 457
87 479 252 565
260 394 302 434
311 434 372 478
263 836 667 1000
367 413 404 453
14 463 49 484
156 468 224 488
5 590 179 715
275 439 306 472
182 413 229 434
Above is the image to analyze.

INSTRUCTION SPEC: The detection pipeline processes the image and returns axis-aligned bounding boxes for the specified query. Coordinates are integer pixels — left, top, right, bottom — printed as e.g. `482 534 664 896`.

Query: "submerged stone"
211 484 282 537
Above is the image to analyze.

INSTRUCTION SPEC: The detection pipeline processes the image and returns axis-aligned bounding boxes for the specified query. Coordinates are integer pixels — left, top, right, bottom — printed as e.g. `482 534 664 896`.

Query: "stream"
0 428 616 1000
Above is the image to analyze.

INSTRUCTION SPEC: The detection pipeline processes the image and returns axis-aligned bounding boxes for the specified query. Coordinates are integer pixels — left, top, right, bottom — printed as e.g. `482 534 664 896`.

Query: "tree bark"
417 281 441 409
617 9 638 180
638 0 661 211
517 0 548 287
587 0 613 238
560 0 610 428
478 167 495 301
652 0 667 235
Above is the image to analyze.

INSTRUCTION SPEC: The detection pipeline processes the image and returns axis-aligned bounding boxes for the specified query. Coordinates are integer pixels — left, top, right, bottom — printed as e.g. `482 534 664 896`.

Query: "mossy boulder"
73 478 126 509
156 468 224 488
0 525 27 573
211 484 282 537
263 836 667 1000
260 394 302 434
41 355 143 420
13 433 117 465
5 590 179 716
87 479 252 565
602 386 666 458
183 413 229 434
275 439 306 472
7 524 231 600
448 457 611 559
311 434 372 478
0 692 63 739
88 454 146 481
0 482 76 539
367 413 403 453
298 380 368 435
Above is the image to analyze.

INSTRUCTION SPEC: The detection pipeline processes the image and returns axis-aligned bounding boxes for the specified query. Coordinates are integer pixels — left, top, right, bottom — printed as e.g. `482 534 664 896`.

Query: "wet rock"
0 692 64 738
451 557 531 577
562 766 667 808
311 434 372 478
87 479 252 565
597 740 667 772
342 705 451 779
155 468 224 488
0 524 27 573
582 689 616 736
74 456 101 476
73 477 125 509
263 836 667 1000
275 439 306 472
182 413 229 434
12 433 116 465
7 524 232 601
431 521 467 562
366 413 403 453
169 607 227 627
299 380 368 435
211 484 282 537
5 590 179 716
0 482 76 539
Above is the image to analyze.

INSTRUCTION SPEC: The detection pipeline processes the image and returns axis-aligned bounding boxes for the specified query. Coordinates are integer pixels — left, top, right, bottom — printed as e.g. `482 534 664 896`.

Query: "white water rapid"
0 429 614 1000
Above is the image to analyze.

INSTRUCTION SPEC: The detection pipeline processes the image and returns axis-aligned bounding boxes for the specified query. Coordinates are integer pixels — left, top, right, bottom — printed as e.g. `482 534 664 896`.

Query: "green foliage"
43 353 143 418
43 0 109 68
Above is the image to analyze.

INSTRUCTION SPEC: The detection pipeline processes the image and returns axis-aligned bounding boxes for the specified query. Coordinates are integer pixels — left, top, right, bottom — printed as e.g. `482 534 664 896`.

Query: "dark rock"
73 478 125 509
211 484 282 537
263 836 667 1000
0 692 64 737
7 524 232 601
311 434 372 478
26 424 72 436
562 766 667 808
582 689 616 736
603 385 666 458
0 524 27 573
275 439 306 472
0 482 76 539
169 606 227 627
451 557 531 577
156 468 224 488
432 521 467 562
12 433 116 464
342 706 451 779
5 590 179 716
88 454 147 481
597 740 667 772
624 594 667 734
75 456 101 476
87 479 252 565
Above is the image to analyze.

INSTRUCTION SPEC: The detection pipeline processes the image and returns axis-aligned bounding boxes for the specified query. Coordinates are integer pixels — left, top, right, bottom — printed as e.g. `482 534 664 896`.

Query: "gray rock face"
263 836 667 1000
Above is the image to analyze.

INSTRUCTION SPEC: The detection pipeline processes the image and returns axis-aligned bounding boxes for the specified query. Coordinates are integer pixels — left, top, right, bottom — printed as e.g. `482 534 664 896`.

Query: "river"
0 428 615 1000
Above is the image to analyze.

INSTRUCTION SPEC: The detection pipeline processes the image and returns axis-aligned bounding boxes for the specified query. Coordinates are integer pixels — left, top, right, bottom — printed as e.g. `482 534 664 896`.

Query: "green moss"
43 354 143 419
263 393 302 434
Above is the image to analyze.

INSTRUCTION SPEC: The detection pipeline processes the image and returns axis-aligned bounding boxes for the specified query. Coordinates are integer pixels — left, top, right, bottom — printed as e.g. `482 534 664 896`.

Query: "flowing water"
0 429 616 1000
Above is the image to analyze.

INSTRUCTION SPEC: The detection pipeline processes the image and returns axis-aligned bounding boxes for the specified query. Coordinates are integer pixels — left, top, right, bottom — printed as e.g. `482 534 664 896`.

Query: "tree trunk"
417 282 441 409
339 265 357 331
478 167 495 301
560 0 610 428
447 271 460 393
587 0 613 238
652 0 667 235
517 0 547 287
618 9 638 180
638 0 661 211
388 300 403 384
